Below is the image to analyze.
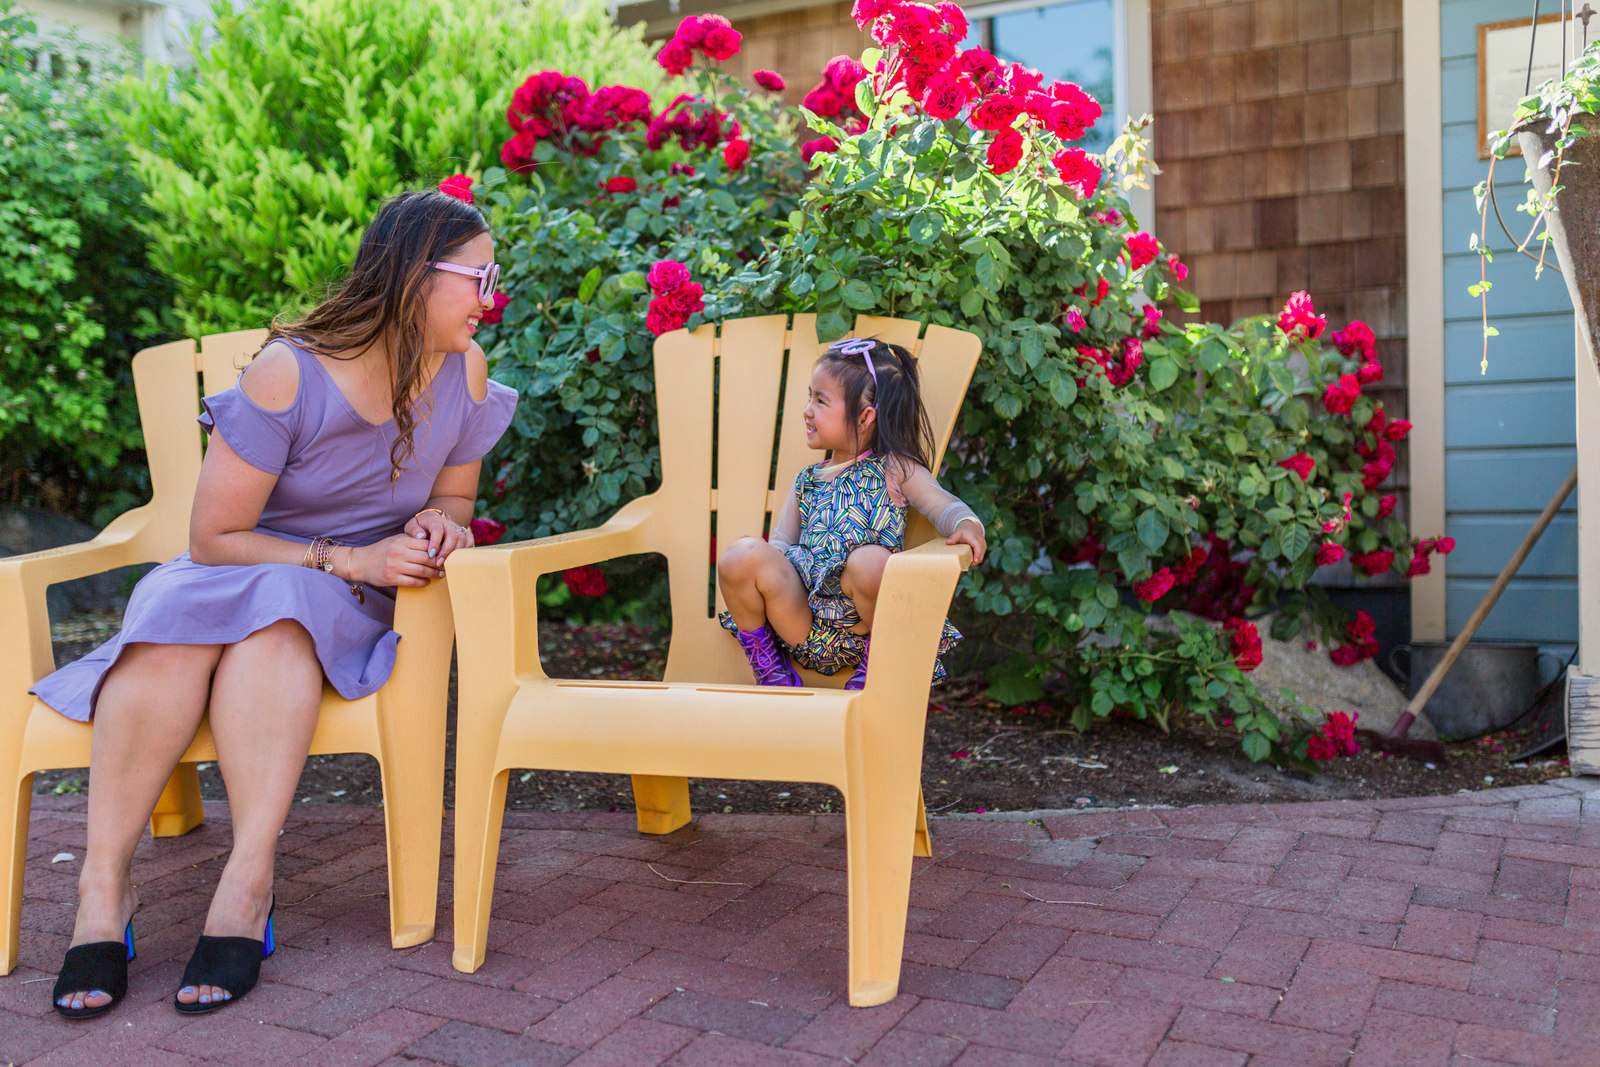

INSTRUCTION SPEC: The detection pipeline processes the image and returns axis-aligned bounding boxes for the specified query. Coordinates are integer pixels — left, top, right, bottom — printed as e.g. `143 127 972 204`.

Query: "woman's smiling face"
422 231 495 353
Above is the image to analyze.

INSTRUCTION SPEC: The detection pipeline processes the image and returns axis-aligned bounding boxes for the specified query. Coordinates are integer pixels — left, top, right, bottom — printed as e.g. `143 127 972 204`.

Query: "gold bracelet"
414 508 448 524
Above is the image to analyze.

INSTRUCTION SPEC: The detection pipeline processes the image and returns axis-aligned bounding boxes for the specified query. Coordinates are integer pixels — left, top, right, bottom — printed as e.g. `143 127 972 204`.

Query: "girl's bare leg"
58 642 222 1011
841 545 892 633
716 536 812 645
175 619 322 1007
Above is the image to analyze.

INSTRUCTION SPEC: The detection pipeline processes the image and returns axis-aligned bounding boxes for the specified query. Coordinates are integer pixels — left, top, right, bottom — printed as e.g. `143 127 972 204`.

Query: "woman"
34 190 516 1018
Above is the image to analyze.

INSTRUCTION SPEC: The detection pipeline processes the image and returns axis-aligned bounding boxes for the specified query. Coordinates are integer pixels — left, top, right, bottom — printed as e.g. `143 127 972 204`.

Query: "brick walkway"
6 780 1600 1065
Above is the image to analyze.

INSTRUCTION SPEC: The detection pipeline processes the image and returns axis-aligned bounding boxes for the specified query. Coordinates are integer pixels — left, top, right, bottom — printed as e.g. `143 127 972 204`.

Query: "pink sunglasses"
431 260 500 303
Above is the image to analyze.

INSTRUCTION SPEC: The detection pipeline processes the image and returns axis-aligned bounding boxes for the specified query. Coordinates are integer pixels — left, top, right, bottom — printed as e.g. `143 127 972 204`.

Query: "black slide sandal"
173 901 274 1015
52 921 134 1020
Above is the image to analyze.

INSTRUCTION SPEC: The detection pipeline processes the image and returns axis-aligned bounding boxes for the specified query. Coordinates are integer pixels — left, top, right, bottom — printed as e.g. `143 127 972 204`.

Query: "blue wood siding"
1439 0 1578 649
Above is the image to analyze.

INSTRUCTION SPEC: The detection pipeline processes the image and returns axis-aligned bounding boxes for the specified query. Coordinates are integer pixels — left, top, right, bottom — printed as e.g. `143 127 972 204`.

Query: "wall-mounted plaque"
1478 13 1586 159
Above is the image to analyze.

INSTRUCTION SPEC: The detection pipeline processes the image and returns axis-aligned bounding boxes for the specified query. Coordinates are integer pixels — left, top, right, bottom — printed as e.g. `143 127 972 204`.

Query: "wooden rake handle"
1391 465 1578 737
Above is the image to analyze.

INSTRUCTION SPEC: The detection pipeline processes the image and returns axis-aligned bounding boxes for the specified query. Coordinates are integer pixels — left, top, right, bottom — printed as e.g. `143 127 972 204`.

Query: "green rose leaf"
1148 355 1179 391
840 279 877 310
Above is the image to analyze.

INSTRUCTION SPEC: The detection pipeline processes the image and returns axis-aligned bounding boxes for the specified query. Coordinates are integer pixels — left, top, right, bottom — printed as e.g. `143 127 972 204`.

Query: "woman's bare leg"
58 642 221 1011
842 545 892 633
176 619 322 1007
717 536 812 646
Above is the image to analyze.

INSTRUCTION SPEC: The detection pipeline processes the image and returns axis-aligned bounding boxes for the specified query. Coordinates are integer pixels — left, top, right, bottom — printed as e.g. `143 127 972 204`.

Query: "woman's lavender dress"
31 338 517 722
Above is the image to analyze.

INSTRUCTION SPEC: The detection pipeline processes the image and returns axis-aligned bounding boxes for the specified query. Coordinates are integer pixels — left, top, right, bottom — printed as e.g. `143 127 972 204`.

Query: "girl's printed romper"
720 453 965 680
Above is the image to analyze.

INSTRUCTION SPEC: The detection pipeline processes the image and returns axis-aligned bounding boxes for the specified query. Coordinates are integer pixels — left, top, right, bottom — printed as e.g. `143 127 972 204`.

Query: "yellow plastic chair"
0 329 454 976
448 314 980 1007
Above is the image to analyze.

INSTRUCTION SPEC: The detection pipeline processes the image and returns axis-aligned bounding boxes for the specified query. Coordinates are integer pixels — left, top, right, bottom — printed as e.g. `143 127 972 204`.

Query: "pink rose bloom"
674 14 708 46
1167 254 1188 281
959 48 1000 79
1141 304 1163 339
1377 494 1398 518
701 21 742 62
1277 290 1327 341
753 69 785 91
803 86 845 117
824 55 868 89
851 0 893 25
647 259 692 294
935 1 968 36
1063 307 1088 332
438 174 474 203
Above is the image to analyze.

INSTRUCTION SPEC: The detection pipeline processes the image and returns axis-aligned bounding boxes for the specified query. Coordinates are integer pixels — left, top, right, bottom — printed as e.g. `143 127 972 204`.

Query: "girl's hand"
404 510 475 567
947 521 986 565
350 535 444 587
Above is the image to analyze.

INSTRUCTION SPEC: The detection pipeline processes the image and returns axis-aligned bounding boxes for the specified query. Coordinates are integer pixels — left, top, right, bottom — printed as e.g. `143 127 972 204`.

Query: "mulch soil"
39 614 1570 815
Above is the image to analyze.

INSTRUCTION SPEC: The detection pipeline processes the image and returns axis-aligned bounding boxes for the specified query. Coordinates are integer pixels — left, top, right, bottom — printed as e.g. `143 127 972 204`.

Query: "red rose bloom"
563 565 609 597
1332 320 1377 360
647 259 691 293
1433 536 1456 554
1226 618 1263 672
666 280 705 316
1278 453 1315 481
603 175 637 193
1278 290 1327 341
959 47 1001 79
1377 494 1398 518
1124 231 1159 271
646 295 687 336
438 174 474 203
753 69 785 91
1316 543 1345 566
1167 254 1189 281
701 22 742 62
1383 418 1412 441
935 1 968 36
1053 147 1102 198
479 291 509 325
469 518 506 546
1356 360 1385 384
920 75 970 119
1307 733 1340 758
803 86 845 117
1323 373 1361 415
801 137 839 164
851 0 893 25
657 39 694 75
986 126 1024 174
1407 555 1431 577
969 95 1023 131
1134 567 1177 603
1173 546 1208 583
1351 549 1395 576
722 137 750 170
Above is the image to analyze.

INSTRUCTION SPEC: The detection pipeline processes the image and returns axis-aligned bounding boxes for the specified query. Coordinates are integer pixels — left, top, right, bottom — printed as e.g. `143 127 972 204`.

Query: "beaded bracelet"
302 536 364 604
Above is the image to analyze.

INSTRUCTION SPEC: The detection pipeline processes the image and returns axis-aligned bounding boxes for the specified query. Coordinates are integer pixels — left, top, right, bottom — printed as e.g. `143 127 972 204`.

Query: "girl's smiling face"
804 365 874 456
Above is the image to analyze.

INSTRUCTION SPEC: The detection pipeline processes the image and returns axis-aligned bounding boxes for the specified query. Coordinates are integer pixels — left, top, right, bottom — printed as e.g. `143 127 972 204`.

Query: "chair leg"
148 764 204 838
632 774 691 835
1 773 30 975
842 777 920 1007
378 753 444 949
452 767 510 974
913 787 933 858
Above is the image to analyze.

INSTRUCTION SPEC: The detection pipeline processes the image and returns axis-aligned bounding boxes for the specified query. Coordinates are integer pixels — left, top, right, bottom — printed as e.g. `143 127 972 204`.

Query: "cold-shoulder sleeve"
892 462 984 538
445 379 518 466
198 387 301 476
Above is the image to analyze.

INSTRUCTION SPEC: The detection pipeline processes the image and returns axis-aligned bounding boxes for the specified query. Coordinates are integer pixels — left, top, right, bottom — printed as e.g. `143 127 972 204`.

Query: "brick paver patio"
7 779 1600 1065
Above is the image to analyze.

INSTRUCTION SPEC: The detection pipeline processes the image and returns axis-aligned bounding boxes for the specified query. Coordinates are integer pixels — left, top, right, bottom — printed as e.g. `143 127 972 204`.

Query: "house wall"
1148 0 1410 469
1435 0 1578 653
714 1 874 106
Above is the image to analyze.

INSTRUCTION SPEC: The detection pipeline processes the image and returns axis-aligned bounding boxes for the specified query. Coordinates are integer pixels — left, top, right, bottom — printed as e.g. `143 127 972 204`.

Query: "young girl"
717 337 986 688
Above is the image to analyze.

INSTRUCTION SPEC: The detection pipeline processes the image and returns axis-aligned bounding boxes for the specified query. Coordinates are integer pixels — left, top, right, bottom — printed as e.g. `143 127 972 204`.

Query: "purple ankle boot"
735 624 801 686
844 637 870 690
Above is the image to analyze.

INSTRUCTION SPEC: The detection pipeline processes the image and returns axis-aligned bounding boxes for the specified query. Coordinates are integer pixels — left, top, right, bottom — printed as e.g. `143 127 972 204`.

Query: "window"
962 0 1121 151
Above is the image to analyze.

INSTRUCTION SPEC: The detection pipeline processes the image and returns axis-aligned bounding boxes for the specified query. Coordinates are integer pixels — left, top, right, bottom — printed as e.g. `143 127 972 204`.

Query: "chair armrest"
0 506 160 693
446 495 660 687
853 539 971 728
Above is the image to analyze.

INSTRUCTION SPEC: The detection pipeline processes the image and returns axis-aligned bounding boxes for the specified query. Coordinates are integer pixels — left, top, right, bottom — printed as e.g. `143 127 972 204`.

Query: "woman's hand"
404 509 474 566
349 535 445 587
947 520 987 565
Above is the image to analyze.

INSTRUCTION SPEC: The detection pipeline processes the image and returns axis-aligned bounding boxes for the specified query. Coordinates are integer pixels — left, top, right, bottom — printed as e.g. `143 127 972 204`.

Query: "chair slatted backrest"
128 329 270 562
649 315 980 685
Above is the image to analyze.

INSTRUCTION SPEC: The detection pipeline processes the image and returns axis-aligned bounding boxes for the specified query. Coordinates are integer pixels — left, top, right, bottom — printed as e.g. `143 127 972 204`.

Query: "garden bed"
39 615 1569 813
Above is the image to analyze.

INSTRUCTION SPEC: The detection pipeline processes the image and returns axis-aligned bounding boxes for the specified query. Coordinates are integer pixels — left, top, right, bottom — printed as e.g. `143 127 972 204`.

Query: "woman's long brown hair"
264 190 490 480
